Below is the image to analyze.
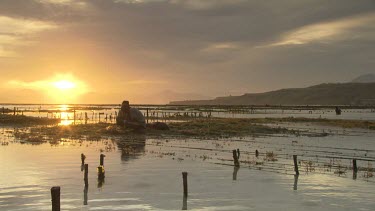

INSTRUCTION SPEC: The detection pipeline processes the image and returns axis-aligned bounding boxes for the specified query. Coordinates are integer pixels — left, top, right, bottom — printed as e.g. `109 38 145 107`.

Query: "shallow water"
1 125 375 210
2 104 375 123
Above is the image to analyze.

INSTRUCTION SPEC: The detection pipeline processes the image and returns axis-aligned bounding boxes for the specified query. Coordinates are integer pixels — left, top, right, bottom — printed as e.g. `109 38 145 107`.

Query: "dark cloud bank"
0 0 374 103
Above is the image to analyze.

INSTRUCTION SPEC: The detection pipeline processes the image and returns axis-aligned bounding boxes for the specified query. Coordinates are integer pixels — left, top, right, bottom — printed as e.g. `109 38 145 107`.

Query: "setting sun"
53 80 76 90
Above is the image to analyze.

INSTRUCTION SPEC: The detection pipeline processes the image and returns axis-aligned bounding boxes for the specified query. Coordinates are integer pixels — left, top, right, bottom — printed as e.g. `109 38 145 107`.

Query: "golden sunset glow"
53 80 76 90
59 105 69 111
48 76 88 103
5 74 89 103
58 111 74 126
0 0 373 105
59 119 73 126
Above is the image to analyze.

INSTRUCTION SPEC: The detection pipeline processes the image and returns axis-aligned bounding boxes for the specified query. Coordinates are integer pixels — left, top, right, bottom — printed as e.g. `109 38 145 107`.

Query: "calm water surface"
1 125 375 210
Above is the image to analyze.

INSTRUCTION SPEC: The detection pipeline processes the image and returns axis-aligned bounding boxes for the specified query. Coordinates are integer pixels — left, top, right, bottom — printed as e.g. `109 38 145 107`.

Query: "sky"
0 0 374 104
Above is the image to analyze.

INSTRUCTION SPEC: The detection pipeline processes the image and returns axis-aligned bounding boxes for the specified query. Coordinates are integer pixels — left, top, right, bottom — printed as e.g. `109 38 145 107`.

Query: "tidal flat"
1 114 375 210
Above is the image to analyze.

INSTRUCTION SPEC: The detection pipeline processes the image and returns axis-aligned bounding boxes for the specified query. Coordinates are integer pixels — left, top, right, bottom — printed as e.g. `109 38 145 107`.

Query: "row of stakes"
50 149 360 211
50 152 189 211
233 149 360 178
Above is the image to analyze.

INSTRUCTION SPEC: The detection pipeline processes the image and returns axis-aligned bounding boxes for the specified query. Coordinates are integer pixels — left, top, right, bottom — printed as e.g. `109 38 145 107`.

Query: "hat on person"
122 100 129 106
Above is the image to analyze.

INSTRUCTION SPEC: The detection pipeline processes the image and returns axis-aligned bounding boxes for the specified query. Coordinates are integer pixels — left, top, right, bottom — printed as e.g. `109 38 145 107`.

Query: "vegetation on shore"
2 114 375 144
167 118 290 137
12 118 292 143
0 114 60 125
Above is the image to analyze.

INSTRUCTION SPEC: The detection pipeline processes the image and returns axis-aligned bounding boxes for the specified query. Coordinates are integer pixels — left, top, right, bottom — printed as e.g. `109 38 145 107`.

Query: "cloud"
169 0 247 10
0 16 55 34
0 0 374 103
124 80 167 85
114 0 165 3
38 0 73 4
201 42 241 52
263 12 375 47
0 15 56 57
8 79 50 89
37 0 88 8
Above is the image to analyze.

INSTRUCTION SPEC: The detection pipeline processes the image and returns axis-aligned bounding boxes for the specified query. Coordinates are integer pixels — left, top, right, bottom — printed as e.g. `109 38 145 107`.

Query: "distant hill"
170 83 375 105
352 74 375 83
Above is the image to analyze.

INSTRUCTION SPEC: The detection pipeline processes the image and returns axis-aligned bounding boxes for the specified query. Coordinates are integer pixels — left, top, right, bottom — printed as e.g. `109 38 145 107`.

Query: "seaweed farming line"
228 137 375 154
2 103 375 110
149 142 375 166
212 161 375 184
45 148 374 211
145 141 375 181
158 143 375 162
143 140 375 182
5 132 373 180
148 139 375 161
3 105 375 123
267 124 375 136
1 107 215 125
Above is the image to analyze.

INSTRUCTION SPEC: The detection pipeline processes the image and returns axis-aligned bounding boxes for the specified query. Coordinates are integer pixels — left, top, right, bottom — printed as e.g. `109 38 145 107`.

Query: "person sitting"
335 106 342 115
116 101 146 131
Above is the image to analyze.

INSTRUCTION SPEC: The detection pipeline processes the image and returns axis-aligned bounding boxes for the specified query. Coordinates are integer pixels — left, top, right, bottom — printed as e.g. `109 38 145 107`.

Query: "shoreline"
1 114 374 144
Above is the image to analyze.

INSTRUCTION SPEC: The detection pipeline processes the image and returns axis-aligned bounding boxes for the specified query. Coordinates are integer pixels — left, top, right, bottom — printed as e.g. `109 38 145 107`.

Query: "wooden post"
233 166 239 181
146 108 149 124
84 164 89 187
81 153 86 165
13 107 16 115
182 195 187 210
73 109 76 125
353 159 358 180
293 174 299 190
85 112 88 124
83 186 88 205
98 166 105 180
233 150 240 167
51 186 60 211
353 159 358 173
98 112 104 123
100 154 105 166
293 155 299 175
255 150 259 158
182 172 188 197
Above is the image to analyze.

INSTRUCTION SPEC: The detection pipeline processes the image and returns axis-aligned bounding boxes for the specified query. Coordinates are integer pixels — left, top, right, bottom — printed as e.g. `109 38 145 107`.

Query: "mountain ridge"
351 74 375 83
170 82 375 105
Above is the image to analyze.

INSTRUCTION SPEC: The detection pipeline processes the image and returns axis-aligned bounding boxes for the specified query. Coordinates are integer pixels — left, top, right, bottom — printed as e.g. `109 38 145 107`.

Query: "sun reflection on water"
59 119 73 126
59 104 69 111
58 109 74 125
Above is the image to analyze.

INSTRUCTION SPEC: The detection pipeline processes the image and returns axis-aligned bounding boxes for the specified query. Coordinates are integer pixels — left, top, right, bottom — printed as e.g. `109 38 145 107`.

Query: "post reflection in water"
98 177 105 189
293 174 299 190
83 186 88 205
233 166 240 181
182 196 187 210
